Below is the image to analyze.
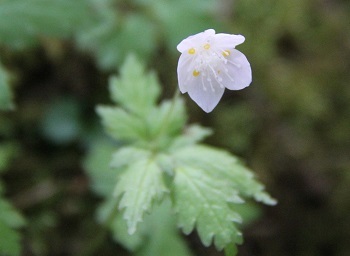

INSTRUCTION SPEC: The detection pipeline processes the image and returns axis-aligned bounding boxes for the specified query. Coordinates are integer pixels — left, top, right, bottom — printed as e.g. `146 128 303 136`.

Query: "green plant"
85 55 276 255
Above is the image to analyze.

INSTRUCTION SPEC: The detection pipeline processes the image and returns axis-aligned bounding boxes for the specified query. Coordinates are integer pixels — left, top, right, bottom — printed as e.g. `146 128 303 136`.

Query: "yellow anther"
222 50 231 57
192 70 200 77
188 48 196 54
204 43 210 50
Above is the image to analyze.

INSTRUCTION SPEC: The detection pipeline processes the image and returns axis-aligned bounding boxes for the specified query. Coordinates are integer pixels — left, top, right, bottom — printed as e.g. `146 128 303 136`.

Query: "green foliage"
0 0 90 48
172 145 275 249
0 144 25 256
0 0 348 255
0 0 223 69
0 198 26 256
41 98 83 144
0 64 14 111
77 1 157 70
84 141 117 197
114 157 168 235
76 0 223 69
108 54 160 116
0 143 18 173
97 199 193 256
87 55 275 254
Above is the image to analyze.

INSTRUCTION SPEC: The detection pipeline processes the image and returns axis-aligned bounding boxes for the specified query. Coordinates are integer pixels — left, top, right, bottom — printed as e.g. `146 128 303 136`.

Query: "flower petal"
186 77 225 113
220 49 252 90
177 29 215 53
177 53 194 93
215 33 245 48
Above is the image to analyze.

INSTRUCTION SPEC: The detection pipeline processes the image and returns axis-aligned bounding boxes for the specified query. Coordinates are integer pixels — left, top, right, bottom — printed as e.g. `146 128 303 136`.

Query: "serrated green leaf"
174 145 277 205
0 0 90 48
100 199 193 256
172 145 276 249
109 208 145 251
114 158 168 234
96 106 147 142
109 55 160 115
110 147 150 169
174 166 243 250
146 97 187 140
83 140 117 197
169 124 212 150
136 200 193 256
0 64 14 110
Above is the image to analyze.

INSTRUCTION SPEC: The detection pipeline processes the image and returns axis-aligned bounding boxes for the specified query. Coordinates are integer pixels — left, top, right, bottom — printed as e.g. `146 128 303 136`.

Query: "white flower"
176 29 252 113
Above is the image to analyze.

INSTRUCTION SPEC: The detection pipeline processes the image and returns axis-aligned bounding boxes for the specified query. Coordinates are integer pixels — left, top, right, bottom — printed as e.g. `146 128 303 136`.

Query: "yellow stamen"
193 70 200 77
222 50 231 57
188 48 196 54
204 43 210 50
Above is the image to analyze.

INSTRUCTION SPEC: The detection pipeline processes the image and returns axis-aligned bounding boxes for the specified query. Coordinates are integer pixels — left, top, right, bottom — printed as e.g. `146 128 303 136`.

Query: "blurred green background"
0 0 349 255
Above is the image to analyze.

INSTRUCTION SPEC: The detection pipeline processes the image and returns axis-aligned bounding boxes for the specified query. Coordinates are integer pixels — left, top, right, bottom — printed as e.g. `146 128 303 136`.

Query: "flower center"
190 44 235 91
204 43 210 50
222 50 230 57
192 70 200 77
188 48 196 54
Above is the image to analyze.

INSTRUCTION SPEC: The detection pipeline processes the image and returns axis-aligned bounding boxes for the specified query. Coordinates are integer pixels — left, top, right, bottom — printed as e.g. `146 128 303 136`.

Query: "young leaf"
109 55 160 116
169 124 212 150
146 97 187 140
97 198 144 251
172 145 276 249
0 0 90 48
135 200 193 256
0 64 14 110
91 54 276 255
114 157 168 234
98 199 193 256
173 166 243 250
110 147 151 169
174 145 277 205
96 106 147 142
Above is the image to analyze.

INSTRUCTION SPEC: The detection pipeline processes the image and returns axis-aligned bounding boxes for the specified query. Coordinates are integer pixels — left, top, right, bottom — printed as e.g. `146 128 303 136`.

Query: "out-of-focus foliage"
0 197 26 256
40 98 83 144
0 60 24 256
0 144 25 256
77 0 223 69
0 0 90 49
0 63 14 110
0 0 223 69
